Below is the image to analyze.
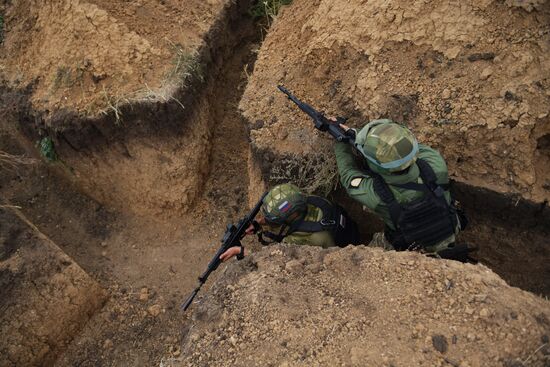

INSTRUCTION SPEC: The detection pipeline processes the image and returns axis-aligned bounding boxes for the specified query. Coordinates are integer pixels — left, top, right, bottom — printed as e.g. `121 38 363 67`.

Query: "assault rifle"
181 192 268 311
277 85 355 143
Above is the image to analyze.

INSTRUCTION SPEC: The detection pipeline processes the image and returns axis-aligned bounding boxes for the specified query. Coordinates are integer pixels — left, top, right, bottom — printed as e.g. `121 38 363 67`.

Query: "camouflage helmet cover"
262 183 307 225
354 119 419 172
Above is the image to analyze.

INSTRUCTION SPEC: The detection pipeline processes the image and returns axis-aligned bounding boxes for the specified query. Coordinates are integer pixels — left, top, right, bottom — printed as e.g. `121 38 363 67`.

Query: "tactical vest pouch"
292 196 361 247
373 158 458 250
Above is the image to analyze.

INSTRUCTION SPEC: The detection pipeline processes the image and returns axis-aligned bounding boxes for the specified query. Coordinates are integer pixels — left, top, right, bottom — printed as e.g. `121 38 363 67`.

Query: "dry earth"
0 0 549 366
0 208 105 366
1 0 226 117
178 244 550 367
240 0 550 202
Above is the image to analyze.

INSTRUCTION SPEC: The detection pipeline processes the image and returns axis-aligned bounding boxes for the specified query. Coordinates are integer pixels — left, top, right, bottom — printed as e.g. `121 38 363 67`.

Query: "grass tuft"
52 66 73 91
269 151 339 197
249 0 292 25
0 151 37 169
101 87 129 126
165 44 203 88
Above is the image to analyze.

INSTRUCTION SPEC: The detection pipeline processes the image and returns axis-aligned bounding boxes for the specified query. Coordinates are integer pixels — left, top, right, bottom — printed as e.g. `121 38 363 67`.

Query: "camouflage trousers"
367 232 395 251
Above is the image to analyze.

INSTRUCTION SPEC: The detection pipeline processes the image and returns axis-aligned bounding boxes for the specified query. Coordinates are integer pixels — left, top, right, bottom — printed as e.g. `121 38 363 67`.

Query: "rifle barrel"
181 286 201 311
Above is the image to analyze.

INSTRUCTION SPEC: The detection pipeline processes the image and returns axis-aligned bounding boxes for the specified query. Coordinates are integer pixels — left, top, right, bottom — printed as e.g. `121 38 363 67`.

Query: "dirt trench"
1 0 550 366
0 1 264 365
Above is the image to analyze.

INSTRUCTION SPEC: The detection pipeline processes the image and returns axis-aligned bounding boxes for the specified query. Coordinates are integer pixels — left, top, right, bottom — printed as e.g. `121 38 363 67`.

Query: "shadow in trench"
333 182 550 297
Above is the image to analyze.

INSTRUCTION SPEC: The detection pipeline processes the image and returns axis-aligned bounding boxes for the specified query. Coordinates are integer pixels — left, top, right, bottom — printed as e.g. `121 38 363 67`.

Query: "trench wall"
4 0 256 217
0 208 105 367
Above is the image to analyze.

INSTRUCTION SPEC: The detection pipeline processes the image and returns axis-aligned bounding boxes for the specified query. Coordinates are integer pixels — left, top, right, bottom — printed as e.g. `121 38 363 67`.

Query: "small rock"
473 294 488 303
285 259 302 272
445 46 461 60
432 334 448 353
480 67 493 80
465 307 474 315
442 89 451 99
251 119 264 130
480 308 490 318
101 251 108 257
467 52 495 62
148 304 162 317
101 241 108 247
139 288 149 302
103 339 114 349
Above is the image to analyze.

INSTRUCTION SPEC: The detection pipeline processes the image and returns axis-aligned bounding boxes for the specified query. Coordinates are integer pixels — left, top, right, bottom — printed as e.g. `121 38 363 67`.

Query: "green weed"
38 137 58 162
249 0 292 24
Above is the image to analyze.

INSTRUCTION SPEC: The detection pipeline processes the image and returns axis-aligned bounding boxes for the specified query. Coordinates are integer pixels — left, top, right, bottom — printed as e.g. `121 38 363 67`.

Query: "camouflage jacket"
261 202 335 248
334 141 459 252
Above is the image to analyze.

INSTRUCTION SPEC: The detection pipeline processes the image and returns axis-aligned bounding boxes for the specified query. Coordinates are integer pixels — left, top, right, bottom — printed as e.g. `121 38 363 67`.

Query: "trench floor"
0 23 262 366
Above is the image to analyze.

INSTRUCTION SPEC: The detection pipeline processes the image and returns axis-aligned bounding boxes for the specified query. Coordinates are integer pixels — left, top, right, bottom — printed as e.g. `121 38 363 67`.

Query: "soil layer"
179 244 550 367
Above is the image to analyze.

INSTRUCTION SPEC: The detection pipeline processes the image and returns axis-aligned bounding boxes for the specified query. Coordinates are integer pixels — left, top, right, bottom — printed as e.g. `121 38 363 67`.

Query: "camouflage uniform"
262 203 336 248
334 119 460 253
260 184 336 248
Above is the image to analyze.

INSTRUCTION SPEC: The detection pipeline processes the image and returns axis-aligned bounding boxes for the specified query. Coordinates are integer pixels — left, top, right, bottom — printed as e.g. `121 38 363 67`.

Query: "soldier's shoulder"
418 144 448 173
346 176 380 209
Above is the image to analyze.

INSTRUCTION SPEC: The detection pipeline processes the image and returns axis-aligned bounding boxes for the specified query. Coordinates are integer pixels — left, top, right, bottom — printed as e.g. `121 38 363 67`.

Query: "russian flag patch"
278 200 292 213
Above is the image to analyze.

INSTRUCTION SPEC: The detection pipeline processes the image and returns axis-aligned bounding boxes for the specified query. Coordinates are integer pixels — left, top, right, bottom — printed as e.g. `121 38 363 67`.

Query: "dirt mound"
0 208 105 366
240 0 550 202
0 0 225 118
178 245 550 367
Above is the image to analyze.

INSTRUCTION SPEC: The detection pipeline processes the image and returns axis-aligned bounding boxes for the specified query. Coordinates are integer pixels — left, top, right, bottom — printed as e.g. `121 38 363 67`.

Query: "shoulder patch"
350 177 363 188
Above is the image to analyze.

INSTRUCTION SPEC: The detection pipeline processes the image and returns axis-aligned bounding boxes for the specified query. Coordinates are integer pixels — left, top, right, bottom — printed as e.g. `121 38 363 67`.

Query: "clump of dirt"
178 245 550 367
0 208 105 367
0 0 225 117
240 0 550 202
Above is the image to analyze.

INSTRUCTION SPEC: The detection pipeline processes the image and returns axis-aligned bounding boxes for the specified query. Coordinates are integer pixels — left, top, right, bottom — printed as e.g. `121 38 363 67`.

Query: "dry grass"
269 150 339 197
0 151 37 169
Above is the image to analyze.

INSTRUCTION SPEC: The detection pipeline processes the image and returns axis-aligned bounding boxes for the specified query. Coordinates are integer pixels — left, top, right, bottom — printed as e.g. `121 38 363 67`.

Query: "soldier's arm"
417 144 453 202
417 144 450 185
334 142 366 188
334 142 378 209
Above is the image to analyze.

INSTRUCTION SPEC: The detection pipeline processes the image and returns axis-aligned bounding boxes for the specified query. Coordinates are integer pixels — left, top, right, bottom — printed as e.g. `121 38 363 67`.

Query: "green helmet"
354 119 419 172
262 183 307 225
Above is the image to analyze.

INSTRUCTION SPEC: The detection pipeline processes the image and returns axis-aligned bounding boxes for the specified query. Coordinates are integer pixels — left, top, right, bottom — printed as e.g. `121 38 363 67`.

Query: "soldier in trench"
219 183 361 261
334 119 470 261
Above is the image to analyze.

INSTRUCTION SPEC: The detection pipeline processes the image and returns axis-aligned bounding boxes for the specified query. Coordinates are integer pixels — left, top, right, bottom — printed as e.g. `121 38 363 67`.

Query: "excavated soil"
1 0 550 366
1 0 257 216
1 0 226 117
179 245 550 367
0 208 105 367
240 0 550 202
